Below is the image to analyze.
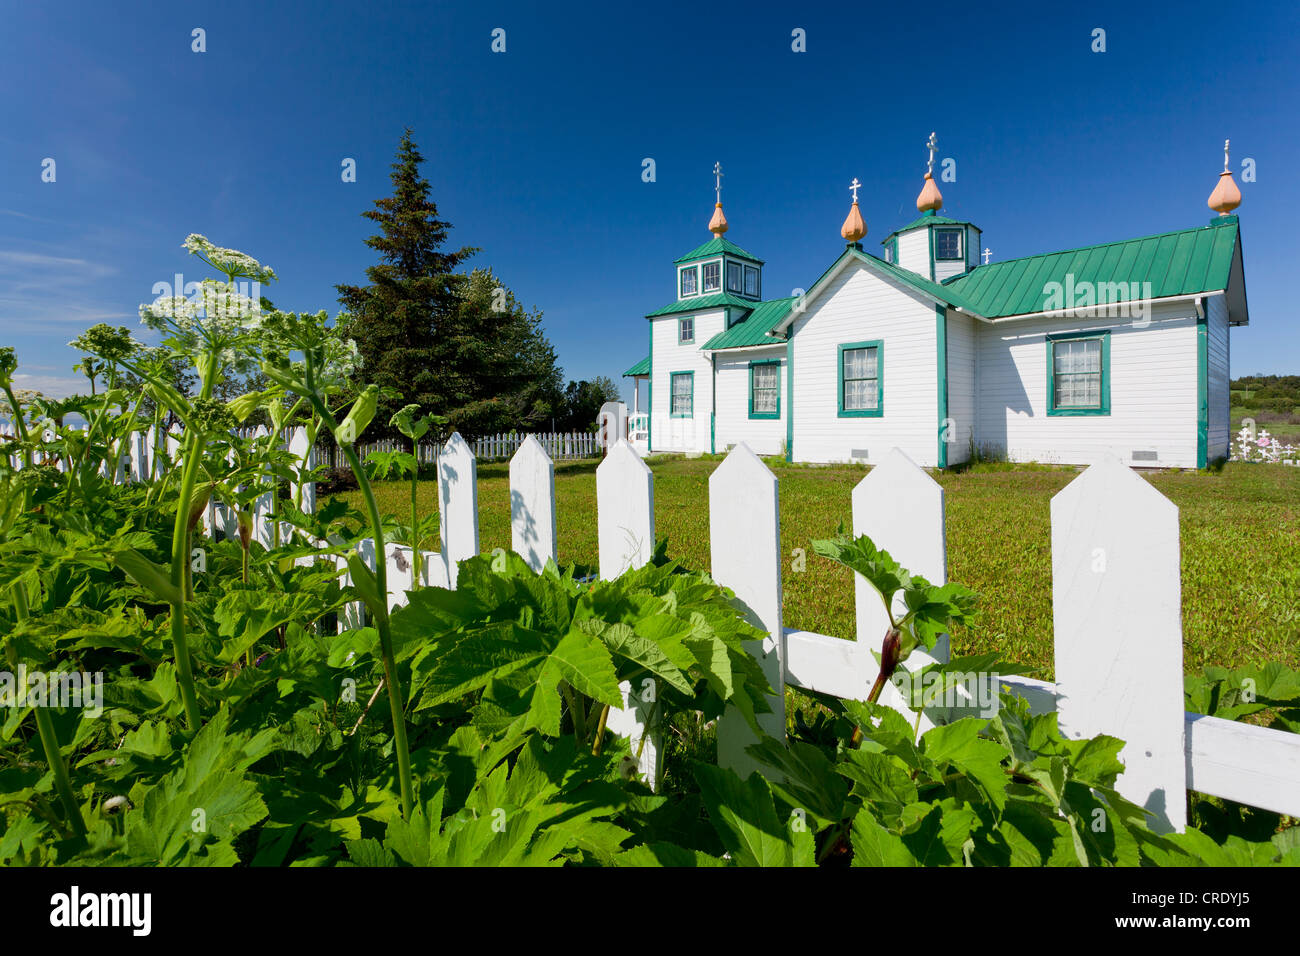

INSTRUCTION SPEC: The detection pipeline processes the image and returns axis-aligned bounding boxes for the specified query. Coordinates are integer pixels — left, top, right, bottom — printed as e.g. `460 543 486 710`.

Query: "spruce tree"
337 129 564 439
336 129 478 438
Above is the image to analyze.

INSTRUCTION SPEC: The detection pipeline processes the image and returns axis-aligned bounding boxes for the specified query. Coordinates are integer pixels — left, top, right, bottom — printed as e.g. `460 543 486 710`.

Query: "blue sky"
2 0 1297 407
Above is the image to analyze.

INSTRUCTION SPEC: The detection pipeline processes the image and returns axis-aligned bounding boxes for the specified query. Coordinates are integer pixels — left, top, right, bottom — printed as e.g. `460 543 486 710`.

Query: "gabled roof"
673 236 764 265
772 244 981 334
645 291 760 317
882 211 977 242
623 356 650 377
701 297 796 350
943 216 1241 319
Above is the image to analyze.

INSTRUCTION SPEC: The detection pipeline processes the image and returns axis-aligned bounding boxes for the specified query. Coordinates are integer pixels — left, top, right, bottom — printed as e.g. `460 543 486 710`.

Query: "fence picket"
509 435 557 572
1051 455 1186 833
597 440 659 788
710 443 785 779
438 432 479 588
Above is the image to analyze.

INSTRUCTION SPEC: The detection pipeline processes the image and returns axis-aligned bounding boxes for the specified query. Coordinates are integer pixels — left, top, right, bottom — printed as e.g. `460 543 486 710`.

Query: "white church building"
624 140 1248 469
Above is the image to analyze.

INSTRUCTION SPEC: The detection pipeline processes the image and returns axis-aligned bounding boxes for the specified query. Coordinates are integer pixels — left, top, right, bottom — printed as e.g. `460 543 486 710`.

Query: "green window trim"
678 316 694 344
786 334 794 461
670 370 694 418
748 359 781 419
837 340 884 418
1046 329 1111 416
885 237 898 264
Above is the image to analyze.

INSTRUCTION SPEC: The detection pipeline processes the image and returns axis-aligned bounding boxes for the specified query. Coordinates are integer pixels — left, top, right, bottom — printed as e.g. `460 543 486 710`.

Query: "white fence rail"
315 430 598 469
10 420 1300 828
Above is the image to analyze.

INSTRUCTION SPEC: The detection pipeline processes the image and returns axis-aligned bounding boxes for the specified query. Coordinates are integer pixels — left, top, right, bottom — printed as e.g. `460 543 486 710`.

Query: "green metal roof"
623 356 650 377
943 216 1240 319
645 291 760 317
700 297 796 350
882 211 977 242
673 236 764 265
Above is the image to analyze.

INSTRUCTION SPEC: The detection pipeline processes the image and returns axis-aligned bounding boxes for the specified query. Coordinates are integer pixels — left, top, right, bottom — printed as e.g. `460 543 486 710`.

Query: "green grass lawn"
338 457 1300 679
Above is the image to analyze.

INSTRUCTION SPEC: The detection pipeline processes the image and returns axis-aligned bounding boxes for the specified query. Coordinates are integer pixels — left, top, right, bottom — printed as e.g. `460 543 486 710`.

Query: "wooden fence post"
597 440 660 788
509 435 557 572
1051 455 1186 833
710 443 785 780
438 432 479 589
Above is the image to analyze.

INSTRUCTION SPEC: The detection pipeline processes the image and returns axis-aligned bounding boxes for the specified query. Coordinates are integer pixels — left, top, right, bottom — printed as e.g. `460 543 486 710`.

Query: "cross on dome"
849 178 861 203
714 162 724 204
926 132 938 177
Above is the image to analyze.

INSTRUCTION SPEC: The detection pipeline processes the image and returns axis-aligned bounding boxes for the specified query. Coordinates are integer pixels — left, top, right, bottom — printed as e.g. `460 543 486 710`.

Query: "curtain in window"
671 375 692 414
752 364 778 413
1053 339 1101 407
842 347 878 410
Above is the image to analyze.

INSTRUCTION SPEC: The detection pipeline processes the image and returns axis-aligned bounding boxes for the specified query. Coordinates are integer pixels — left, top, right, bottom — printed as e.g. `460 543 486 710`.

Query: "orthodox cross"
982 248 992 265
1223 139 1231 173
926 132 938 177
714 162 724 203
849 177 861 203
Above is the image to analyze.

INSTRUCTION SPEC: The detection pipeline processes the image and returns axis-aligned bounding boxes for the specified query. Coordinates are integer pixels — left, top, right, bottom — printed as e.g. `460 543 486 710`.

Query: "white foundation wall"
788 261 939 466
649 308 724 454
713 347 787 457
973 301 1200 467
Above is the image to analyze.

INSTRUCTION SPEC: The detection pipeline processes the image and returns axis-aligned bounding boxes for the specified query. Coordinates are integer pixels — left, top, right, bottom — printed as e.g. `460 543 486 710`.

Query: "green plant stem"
165 358 218 731
341 439 414 819
6 570 86 841
409 462 421 591
591 703 611 755
561 683 587 744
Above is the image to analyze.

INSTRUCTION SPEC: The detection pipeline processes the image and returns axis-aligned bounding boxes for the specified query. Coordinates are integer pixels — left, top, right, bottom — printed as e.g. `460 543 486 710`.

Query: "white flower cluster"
182 234 277 283
139 279 262 341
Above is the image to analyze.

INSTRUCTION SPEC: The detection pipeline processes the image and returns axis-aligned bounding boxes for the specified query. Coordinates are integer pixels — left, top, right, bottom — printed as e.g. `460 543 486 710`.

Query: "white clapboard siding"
597 440 661 788
438 432 478 589
711 443 785 779
509 435 557 572
974 301 1199 468
787 260 939 466
944 309 977 467
288 425 316 514
648 308 725 454
712 349 786 458
1051 454 1186 833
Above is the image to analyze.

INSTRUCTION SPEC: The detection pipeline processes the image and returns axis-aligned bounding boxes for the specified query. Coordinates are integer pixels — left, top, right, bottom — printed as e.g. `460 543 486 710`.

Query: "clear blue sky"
3 0 1297 407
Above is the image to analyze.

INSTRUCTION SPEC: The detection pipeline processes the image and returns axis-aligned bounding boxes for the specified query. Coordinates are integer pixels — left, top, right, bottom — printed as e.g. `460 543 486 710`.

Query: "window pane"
680 268 697 295
703 262 720 291
935 229 962 259
727 262 742 291
744 266 758 296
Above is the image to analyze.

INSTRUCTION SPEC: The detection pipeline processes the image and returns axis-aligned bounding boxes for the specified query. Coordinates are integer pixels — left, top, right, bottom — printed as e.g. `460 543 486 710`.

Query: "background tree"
335 129 477 440
557 376 622 432
336 129 564 441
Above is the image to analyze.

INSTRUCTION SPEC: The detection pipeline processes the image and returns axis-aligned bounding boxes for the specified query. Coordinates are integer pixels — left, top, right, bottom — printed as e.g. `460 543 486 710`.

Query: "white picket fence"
10 419 1300 831
315 430 598 469
320 437 1300 832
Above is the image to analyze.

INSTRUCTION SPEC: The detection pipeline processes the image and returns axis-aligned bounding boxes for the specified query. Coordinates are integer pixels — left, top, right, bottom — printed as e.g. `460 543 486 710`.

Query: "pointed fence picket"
597 441 661 788
38 417 1300 823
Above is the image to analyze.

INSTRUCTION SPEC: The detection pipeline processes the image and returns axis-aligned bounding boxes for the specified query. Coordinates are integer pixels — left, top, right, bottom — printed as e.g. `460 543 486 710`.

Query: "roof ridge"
950 219 1238 278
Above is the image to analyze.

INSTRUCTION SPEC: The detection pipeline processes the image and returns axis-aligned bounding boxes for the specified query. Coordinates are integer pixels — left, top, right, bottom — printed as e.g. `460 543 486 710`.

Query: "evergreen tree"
335 129 478 438
336 129 563 440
